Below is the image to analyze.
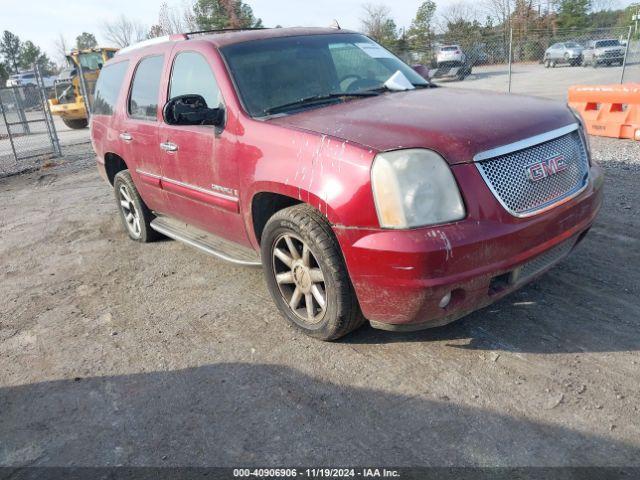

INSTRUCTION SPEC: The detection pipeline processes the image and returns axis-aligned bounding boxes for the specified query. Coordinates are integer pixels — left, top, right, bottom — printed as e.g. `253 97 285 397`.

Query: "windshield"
596 40 621 48
565 42 580 48
221 33 428 117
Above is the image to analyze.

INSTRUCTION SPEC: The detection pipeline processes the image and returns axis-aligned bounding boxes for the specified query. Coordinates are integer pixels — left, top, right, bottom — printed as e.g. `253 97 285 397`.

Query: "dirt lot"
1 136 639 467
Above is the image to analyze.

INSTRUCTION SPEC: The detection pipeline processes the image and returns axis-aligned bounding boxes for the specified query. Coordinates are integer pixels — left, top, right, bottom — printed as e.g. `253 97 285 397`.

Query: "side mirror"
163 94 225 127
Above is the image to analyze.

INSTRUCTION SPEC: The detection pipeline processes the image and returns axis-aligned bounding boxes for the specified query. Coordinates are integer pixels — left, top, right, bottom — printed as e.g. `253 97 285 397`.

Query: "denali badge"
525 155 568 182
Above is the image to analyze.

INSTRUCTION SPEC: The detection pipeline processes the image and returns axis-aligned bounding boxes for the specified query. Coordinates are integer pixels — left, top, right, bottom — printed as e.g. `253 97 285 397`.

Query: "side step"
150 216 262 267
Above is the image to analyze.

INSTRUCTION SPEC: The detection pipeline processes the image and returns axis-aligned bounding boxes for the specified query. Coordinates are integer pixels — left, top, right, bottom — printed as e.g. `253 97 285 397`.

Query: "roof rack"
184 27 267 38
114 27 268 56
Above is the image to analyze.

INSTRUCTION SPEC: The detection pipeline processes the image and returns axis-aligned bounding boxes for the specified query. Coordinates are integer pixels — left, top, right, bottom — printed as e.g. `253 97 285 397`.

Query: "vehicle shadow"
1 362 638 467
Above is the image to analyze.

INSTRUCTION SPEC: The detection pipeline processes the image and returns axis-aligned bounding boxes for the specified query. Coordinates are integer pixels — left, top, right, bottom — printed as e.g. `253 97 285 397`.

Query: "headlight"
371 149 466 229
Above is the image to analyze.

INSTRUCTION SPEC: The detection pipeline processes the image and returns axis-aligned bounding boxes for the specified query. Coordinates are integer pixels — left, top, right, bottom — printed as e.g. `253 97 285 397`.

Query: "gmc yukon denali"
90 28 603 340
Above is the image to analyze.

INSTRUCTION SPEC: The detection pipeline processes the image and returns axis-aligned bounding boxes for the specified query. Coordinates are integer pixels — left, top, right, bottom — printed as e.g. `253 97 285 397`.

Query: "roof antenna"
329 19 341 30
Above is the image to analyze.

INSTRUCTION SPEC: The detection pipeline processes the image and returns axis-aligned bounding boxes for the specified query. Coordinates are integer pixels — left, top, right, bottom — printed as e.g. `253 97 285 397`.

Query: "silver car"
544 42 584 67
582 39 625 67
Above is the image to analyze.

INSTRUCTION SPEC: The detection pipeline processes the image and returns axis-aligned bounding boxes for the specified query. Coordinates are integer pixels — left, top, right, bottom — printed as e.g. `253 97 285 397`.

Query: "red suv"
90 28 603 340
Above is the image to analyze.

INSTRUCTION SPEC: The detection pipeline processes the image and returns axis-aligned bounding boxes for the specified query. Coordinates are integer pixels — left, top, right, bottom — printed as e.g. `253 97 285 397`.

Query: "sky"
2 0 634 62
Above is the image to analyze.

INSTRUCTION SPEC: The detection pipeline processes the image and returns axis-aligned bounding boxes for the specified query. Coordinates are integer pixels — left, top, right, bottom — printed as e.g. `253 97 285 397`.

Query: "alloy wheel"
118 184 141 238
271 233 327 324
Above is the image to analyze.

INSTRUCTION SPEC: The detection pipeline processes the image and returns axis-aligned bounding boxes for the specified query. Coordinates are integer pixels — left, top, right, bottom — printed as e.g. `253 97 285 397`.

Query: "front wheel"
261 204 365 341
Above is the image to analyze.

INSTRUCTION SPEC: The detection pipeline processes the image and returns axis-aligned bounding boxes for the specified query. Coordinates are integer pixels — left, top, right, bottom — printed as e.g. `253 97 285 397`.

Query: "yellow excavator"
49 47 118 129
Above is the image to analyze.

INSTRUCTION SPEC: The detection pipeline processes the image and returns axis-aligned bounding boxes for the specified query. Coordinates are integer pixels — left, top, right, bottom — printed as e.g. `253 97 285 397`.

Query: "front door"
158 48 247 245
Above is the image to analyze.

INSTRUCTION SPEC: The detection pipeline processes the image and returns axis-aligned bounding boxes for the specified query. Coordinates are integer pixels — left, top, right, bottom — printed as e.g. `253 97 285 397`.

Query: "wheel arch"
248 184 342 247
104 152 128 185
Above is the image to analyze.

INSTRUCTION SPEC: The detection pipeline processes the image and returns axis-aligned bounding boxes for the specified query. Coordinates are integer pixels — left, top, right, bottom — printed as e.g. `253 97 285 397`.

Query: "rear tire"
61 118 88 129
261 204 365 341
113 170 161 243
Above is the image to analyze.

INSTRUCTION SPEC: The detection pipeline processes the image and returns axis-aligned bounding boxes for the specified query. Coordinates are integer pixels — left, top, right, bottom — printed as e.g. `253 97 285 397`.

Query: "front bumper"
334 164 604 329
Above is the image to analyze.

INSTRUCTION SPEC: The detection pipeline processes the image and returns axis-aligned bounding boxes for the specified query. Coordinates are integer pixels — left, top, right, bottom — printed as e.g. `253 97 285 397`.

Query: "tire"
113 170 161 243
61 117 88 129
261 204 365 341
544 59 550 68
550 60 556 68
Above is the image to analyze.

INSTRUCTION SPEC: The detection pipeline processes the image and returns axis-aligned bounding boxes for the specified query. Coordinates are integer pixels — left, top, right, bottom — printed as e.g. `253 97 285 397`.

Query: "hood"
268 88 576 165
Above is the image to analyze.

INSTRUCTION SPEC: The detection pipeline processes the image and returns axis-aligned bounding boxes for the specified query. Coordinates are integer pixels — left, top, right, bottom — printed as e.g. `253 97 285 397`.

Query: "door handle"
119 132 132 142
160 141 178 152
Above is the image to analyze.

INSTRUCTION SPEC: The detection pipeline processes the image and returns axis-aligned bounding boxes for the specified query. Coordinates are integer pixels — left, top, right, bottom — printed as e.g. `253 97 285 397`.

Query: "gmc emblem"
525 155 568 182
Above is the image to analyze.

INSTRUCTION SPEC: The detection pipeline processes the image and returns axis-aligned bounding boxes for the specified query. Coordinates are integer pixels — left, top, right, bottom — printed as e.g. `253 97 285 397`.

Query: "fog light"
439 292 452 309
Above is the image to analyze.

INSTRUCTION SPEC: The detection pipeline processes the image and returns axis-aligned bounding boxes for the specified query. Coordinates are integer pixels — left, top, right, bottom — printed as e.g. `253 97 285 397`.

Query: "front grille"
476 129 589 216
513 238 576 283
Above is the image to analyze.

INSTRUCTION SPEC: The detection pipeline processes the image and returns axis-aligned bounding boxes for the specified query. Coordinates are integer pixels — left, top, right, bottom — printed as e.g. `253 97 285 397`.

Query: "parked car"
90 27 603 340
582 39 626 67
5 71 55 88
543 42 584 67
436 45 467 65
432 45 473 81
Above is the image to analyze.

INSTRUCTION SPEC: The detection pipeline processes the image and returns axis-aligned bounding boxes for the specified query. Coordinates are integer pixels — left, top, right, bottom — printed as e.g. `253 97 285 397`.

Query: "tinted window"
441 46 458 51
129 55 164 121
93 60 129 116
169 51 222 108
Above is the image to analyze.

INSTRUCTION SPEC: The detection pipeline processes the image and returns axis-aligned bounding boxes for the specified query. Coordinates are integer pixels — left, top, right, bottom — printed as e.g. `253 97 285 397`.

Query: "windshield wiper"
263 91 379 116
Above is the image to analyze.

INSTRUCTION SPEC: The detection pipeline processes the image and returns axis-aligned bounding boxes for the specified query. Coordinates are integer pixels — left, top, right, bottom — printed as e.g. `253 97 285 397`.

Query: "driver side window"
169 51 222 109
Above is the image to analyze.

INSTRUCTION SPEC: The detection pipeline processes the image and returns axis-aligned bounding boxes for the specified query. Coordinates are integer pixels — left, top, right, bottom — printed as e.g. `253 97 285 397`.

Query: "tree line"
0 0 262 86
1 0 637 86
360 0 638 56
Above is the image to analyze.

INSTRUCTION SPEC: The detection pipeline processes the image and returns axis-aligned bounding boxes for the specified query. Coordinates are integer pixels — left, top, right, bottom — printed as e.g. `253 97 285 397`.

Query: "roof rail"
114 28 266 56
184 27 267 38
115 34 187 56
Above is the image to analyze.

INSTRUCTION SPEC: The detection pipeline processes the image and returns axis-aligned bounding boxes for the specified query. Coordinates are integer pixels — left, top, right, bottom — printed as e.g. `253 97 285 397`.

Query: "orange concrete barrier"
568 84 640 141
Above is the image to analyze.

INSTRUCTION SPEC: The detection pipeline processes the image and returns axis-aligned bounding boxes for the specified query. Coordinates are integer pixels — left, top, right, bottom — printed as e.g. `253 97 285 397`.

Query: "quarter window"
129 55 164 121
93 60 129 116
169 51 222 109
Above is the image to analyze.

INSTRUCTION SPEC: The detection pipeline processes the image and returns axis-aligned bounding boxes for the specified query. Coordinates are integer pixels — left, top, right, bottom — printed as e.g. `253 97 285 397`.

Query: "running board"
150 216 262 267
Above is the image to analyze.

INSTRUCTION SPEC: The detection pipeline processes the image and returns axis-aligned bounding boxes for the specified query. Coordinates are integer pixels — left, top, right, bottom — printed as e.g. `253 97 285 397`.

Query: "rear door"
117 53 168 213
157 45 247 244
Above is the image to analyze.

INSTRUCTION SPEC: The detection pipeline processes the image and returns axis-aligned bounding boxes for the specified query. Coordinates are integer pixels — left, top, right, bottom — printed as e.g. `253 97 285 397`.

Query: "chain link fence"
0 62 97 177
391 26 639 101
0 65 62 177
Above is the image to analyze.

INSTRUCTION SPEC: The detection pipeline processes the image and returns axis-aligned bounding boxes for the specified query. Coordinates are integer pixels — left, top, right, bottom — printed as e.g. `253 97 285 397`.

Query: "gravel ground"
0 137 639 467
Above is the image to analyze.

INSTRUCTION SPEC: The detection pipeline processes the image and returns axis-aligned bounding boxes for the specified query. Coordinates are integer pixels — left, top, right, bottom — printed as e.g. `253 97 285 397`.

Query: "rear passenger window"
169 51 222 108
93 60 129 116
129 55 164 120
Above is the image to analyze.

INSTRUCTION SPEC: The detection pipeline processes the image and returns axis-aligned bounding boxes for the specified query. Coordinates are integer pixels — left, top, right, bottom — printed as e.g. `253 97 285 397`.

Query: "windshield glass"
221 33 428 117
596 40 620 48
565 42 580 48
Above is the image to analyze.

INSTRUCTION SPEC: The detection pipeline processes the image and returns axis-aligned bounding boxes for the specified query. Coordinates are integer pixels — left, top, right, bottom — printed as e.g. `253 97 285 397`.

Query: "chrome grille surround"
475 124 590 217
